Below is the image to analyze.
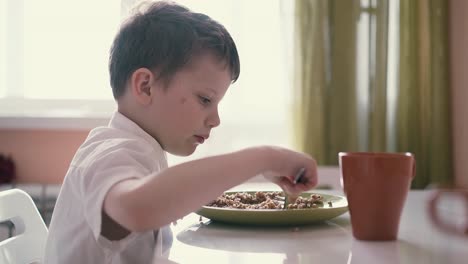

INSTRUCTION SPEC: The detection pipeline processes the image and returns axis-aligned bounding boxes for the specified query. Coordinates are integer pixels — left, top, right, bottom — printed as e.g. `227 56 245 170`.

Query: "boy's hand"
262 147 318 196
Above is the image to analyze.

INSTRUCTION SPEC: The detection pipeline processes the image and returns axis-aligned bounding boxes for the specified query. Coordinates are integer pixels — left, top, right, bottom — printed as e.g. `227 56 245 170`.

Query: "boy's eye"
198 96 211 105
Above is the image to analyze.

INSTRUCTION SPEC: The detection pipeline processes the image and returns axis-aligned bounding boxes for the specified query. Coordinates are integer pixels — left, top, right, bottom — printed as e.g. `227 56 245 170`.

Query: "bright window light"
0 0 5 98
0 0 293 160
23 0 120 100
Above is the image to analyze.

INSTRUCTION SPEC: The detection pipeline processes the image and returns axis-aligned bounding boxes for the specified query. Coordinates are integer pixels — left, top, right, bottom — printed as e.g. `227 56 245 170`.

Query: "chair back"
0 189 48 264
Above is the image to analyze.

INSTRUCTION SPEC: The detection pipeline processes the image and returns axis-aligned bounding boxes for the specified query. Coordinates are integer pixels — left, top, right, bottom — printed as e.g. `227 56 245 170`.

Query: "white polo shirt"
44 112 172 264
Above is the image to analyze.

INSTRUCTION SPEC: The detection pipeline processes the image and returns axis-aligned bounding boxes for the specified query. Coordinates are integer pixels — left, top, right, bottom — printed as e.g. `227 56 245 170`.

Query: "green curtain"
397 0 452 188
293 0 360 164
293 0 452 188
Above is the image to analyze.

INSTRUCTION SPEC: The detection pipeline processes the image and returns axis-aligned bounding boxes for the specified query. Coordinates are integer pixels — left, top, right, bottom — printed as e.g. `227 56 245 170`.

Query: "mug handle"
428 190 468 236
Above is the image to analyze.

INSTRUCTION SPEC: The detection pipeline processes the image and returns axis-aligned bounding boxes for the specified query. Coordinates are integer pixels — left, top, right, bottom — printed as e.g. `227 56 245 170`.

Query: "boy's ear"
130 68 158 105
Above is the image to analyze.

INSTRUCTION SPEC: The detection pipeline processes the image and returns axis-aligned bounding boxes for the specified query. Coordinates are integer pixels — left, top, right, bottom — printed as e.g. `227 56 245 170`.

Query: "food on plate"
206 191 324 210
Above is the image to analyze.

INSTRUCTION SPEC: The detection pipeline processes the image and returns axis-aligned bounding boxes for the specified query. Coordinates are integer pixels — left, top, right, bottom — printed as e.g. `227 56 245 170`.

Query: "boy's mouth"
194 135 208 144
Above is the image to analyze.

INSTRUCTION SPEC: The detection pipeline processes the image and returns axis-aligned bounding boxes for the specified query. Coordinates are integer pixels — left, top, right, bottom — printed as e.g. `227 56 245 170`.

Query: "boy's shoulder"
83 126 145 152
72 125 162 169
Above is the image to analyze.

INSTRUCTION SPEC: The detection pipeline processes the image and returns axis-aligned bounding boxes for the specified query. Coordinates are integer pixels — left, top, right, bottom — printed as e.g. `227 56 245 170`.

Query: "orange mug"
339 152 416 240
428 189 468 237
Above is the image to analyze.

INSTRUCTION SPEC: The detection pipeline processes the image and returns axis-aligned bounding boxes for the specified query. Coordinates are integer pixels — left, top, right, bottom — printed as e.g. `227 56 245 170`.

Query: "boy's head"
109 1 240 156
109 0 240 99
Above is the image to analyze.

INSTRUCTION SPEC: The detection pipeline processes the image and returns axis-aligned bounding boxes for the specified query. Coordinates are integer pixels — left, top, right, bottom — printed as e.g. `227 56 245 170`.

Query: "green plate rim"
196 191 348 226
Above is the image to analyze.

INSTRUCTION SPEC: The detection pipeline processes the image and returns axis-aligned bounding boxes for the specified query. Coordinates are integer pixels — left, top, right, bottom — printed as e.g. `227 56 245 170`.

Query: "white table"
152 183 468 264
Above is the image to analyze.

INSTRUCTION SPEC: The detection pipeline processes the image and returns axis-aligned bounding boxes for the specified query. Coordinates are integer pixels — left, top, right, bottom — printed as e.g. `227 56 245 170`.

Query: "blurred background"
0 0 466 195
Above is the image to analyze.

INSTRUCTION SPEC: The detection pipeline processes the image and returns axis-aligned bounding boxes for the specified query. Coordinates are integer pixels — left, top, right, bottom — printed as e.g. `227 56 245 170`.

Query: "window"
386 0 399 152
0 0 293 164
1 0 120 100
1 0 120 118
0 0 5 98
355 0 399 151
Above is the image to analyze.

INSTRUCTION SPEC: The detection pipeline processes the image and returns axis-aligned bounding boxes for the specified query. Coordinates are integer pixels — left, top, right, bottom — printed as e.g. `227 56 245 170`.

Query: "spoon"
293 167 306 184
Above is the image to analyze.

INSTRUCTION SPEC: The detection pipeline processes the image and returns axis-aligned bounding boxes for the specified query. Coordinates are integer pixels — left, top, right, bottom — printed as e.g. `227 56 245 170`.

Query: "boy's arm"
103 146 317 233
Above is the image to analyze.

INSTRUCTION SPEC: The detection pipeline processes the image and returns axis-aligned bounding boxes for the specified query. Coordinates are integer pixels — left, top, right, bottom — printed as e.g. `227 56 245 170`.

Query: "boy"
44 1 318 263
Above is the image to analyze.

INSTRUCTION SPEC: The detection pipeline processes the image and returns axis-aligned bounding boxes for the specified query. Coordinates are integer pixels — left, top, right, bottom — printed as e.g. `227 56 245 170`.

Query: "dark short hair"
109 1 240 99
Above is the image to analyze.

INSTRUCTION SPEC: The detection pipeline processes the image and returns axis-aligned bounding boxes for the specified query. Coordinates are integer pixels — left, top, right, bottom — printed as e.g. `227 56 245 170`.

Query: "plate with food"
196 191 348 226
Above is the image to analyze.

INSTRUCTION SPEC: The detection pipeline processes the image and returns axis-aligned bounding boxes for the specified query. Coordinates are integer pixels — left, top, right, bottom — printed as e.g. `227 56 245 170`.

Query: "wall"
449 0 468 188
0 130 88 183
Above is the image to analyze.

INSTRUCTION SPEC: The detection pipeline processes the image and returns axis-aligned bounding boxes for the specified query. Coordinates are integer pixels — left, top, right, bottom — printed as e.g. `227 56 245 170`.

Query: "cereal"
206 191 324 210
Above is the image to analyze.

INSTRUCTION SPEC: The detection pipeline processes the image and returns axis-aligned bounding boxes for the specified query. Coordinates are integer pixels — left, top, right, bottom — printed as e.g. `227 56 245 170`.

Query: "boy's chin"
166 146 197 157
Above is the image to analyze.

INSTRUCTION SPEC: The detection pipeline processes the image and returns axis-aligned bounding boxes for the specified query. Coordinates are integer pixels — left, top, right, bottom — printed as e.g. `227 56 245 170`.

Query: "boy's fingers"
278 177 307 196
305 171 318 188
278 170 318 195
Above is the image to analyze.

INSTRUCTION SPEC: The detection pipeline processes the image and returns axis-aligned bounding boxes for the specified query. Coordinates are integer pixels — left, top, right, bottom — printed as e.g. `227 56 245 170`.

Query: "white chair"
0 189 48 264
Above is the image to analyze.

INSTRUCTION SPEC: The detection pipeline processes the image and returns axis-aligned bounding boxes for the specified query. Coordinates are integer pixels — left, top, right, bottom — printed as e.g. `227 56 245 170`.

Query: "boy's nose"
207 109 221 128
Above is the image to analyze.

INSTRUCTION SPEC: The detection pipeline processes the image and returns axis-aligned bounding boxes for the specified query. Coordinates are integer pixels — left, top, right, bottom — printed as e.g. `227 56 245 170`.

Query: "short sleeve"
78 143 155 249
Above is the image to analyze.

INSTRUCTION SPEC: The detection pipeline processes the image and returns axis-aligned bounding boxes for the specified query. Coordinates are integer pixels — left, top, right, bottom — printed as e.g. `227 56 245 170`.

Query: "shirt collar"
108 111 165 154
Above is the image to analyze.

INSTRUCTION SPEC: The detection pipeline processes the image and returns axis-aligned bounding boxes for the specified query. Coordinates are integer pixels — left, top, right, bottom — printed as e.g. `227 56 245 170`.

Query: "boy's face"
147 53 232 156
